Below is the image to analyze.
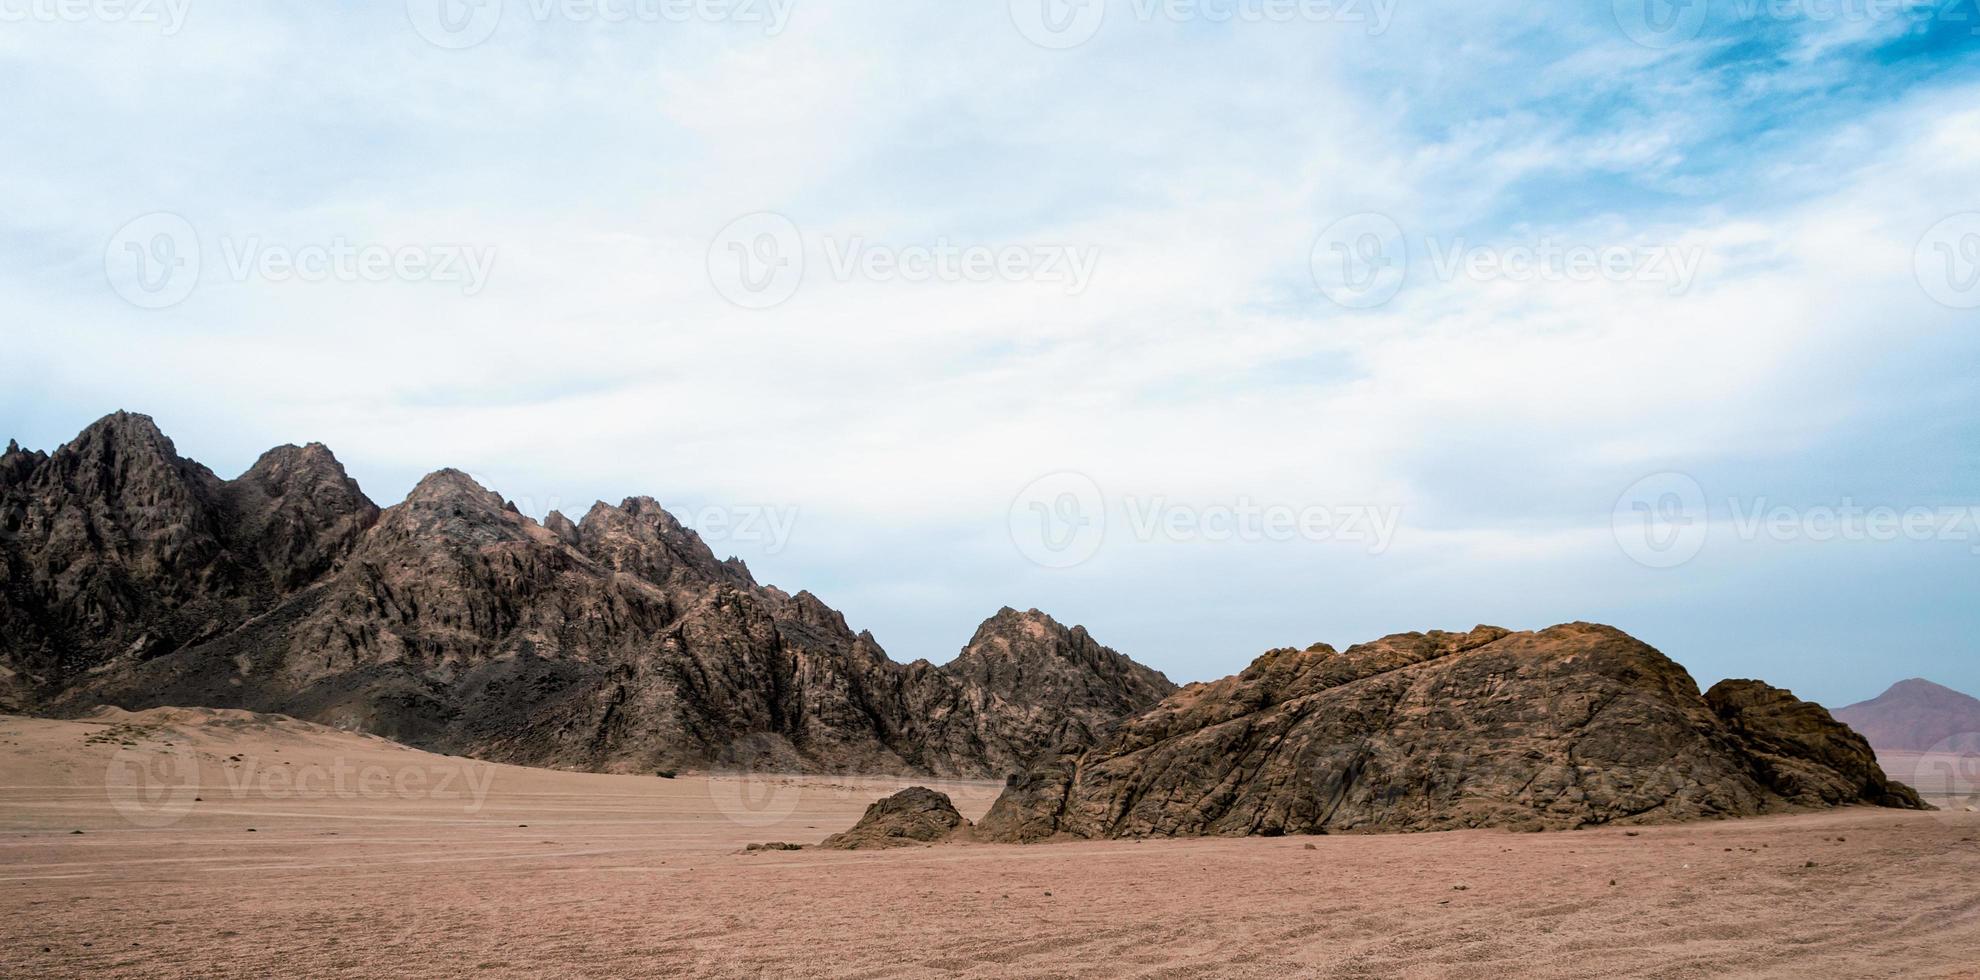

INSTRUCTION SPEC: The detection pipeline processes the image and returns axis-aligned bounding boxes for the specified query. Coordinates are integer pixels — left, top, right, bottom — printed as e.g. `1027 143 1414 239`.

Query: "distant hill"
1834 679 1980 753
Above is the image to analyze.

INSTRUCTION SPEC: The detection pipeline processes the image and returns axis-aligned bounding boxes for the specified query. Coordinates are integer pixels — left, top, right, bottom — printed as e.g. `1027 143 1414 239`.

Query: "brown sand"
3 709 1978 979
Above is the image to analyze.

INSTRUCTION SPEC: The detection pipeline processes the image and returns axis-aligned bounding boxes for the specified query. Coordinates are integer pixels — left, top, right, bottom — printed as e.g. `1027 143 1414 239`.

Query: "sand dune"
4 709 1979 978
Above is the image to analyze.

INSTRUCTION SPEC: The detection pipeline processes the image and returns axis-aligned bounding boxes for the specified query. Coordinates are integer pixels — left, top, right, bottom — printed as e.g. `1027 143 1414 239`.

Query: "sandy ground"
3 709 1979 979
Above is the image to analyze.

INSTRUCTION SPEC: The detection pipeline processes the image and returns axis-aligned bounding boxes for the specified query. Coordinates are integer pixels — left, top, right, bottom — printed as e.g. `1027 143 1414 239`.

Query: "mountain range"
0 412 1931 831
0 412 1174 776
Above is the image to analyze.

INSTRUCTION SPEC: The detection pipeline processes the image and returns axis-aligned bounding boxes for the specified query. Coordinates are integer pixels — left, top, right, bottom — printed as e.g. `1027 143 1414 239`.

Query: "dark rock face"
979 623 1926 842
1706 680 1925 809
1833 678 1980 753
0 413 1172 776
820 787 968 849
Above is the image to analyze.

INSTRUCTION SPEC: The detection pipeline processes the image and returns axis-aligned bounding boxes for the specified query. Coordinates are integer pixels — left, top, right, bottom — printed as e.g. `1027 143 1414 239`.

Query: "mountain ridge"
0 412 1175 777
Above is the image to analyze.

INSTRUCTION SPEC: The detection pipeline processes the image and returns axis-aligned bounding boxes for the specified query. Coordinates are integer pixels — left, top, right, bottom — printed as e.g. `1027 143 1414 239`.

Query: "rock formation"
1833 678 1980 754
819 786 970 849
0 413 1174 776
979 623 1924 841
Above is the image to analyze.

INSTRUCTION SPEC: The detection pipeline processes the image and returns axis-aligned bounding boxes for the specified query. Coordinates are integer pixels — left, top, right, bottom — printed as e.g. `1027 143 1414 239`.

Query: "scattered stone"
745 842 803 852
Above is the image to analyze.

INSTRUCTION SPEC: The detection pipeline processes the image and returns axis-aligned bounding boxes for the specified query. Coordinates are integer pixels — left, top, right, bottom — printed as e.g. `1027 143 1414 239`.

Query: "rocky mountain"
1833 679 1980 754
979 623 1923 841
0 412 1174 777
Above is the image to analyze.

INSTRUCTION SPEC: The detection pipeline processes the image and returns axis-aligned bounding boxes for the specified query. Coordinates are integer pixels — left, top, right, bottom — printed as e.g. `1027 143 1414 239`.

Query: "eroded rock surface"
980 624 1926 841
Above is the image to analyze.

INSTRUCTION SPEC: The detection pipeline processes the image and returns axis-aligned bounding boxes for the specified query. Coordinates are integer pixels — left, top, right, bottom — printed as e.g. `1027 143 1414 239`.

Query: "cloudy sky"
3 0 1977 705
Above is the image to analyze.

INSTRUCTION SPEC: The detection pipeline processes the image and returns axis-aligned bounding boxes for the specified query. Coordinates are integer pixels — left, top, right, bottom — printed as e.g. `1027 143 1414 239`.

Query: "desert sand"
3 709 1978 979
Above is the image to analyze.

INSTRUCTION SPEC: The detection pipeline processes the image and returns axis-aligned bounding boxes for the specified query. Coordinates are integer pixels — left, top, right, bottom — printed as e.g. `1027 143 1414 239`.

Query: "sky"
2 0 1977 707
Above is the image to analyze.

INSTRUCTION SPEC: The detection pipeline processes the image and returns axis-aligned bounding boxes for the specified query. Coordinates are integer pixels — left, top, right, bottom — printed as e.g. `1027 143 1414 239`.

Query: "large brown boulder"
980 623 1927 841
820 787 969 849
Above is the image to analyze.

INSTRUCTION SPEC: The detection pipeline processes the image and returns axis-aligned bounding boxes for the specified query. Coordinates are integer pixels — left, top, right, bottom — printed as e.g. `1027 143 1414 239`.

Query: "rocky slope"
0 413 1173 776
979 624 1923 841
1834 679 1980 753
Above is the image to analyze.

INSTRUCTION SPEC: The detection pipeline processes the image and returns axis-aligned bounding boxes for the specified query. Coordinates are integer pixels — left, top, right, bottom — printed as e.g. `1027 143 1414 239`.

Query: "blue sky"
3 1 1977 707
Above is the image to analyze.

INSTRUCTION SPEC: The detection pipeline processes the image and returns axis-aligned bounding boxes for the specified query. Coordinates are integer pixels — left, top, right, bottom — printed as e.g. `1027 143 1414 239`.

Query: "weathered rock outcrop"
1706 679 1924 809
820 787 970 849
979 623 1925 841
0 413 1172 776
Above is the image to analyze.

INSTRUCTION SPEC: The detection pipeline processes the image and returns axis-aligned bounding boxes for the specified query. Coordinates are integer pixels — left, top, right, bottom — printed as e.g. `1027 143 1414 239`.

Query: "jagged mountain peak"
9 412 1175 780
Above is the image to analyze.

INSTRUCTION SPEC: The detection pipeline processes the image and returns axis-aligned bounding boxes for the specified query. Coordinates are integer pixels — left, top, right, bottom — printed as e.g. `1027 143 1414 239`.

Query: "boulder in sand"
820 787 970 849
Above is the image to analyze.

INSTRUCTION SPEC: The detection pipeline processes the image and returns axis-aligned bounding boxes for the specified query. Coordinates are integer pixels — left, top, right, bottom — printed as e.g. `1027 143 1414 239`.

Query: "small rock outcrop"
820 787 969 849
980 623 1927 842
